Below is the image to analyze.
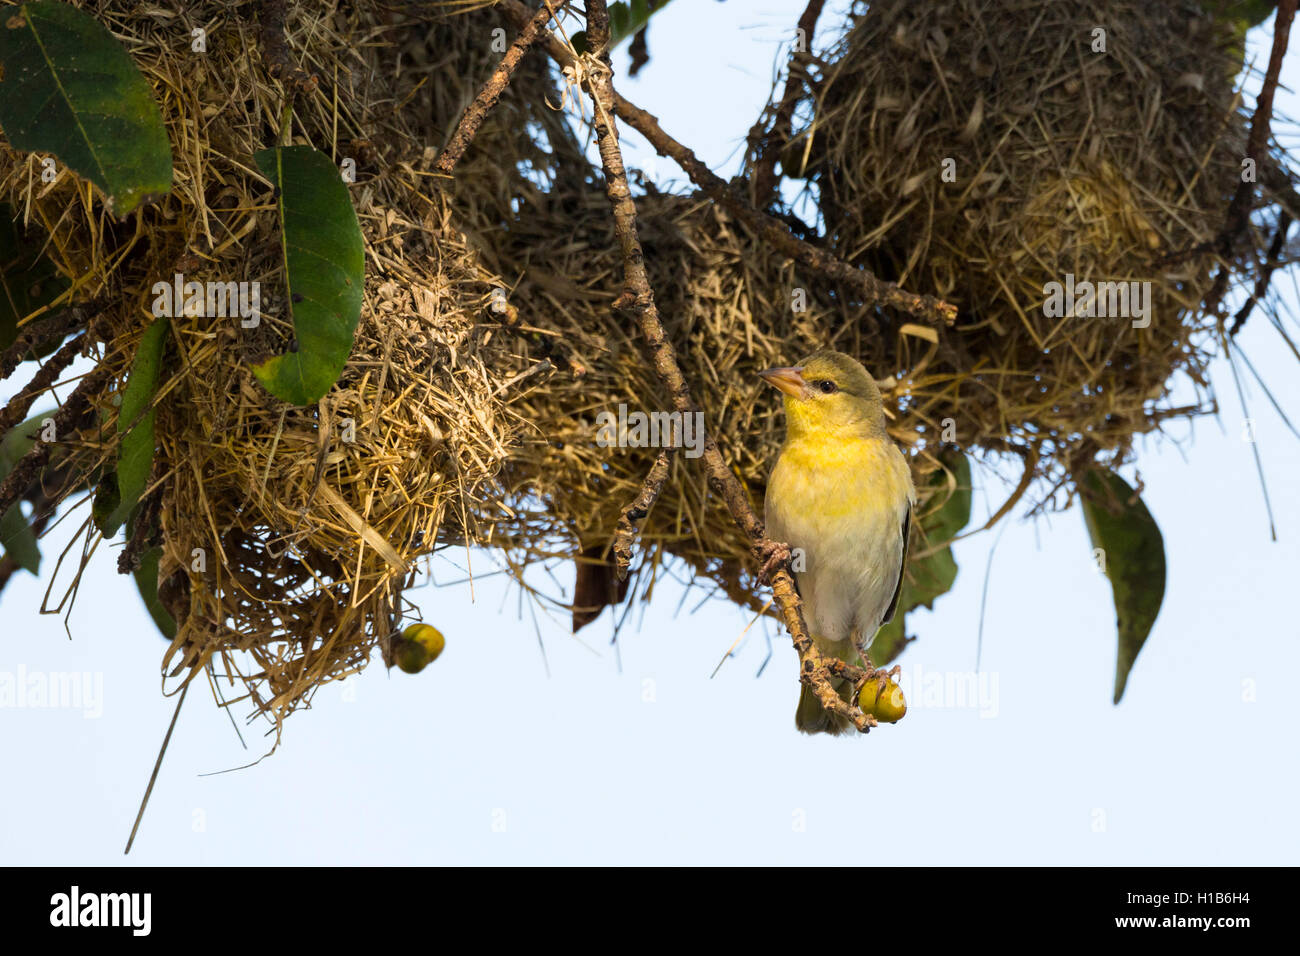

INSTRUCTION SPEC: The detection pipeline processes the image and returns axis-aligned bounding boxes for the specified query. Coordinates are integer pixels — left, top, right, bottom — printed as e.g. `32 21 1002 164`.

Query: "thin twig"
1230 212 1291 337
0 300 102 383
500 0 956 327
1202 0 1296 314
747 0 825 205
612 448 672 579
580 0 877 732
1223 0 1295 252
0 363 111 519
435 1 561 176
0 333 85 437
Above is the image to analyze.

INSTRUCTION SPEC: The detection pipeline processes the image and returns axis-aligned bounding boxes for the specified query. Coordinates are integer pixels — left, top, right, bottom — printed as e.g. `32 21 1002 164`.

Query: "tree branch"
435 1 561 176
612 448 672 579
258 0 318 92
747 0 825 205
0 300 102 383
1222 0 1296 253
0 362 111 520
0 333 85 438
1201 0 1296 315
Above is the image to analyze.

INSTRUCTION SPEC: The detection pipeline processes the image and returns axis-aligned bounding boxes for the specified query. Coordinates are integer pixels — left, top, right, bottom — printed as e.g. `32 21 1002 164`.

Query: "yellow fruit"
393 623 446 674
858 676 907 723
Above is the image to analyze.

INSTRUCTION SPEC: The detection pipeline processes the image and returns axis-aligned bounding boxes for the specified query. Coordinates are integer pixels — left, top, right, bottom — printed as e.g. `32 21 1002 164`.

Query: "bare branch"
747 0 825 204
612 448 672 579
0 333 85 437
0 300 102 383
435 1 561 176
258 0 318 92
0 362 111 520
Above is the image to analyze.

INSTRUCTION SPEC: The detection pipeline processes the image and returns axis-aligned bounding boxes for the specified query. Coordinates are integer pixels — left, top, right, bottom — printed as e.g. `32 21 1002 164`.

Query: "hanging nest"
0 0 577 729
484 188 957 621
782 0 1280 490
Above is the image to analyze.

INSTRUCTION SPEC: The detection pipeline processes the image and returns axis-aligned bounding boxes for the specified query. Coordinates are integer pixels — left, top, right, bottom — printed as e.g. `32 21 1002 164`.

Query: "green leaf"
0 1 172 215
93 315 168 536
0 202 70 354
0 410 53 575
1 408 53 470
1206 0 1278 28
0 500 39 573
609 3 630 40
1079 469 1166 704
572 1 675 53
872 448 972 664
251 146 364 406
134 545 175 639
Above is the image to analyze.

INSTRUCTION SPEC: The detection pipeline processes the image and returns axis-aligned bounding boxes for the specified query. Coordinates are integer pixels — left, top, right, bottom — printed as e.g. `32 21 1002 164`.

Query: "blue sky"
1 0 1297 864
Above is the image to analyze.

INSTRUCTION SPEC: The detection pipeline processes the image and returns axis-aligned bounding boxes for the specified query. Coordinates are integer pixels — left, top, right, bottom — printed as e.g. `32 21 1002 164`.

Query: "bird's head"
759 350 886 439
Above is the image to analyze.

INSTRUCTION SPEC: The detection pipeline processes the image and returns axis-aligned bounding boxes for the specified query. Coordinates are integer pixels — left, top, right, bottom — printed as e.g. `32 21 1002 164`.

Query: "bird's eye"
814 380 837 394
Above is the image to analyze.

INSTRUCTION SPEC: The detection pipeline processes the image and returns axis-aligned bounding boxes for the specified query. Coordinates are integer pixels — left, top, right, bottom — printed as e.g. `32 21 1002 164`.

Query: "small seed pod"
858 676 907 723
393 623 446 674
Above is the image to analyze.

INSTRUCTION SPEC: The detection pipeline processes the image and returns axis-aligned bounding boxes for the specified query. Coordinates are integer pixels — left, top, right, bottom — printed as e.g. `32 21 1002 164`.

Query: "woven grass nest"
483 0 1290 638
0 0 578 728
484 188 963 623
784 0 1270 491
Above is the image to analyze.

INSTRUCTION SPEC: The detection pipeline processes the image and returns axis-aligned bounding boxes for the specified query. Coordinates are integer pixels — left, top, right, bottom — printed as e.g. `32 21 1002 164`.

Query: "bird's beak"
759 366 807 398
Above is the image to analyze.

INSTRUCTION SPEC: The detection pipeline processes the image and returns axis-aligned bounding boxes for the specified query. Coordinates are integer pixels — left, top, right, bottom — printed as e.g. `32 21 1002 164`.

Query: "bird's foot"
853 663 900 700
755 538 794 585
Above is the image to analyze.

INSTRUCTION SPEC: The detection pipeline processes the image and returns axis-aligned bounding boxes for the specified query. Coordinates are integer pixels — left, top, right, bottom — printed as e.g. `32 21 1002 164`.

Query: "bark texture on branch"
435 1 559 175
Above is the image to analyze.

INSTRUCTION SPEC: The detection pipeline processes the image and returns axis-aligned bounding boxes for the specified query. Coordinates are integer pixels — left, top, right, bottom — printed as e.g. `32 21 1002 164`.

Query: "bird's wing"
880 505 911 625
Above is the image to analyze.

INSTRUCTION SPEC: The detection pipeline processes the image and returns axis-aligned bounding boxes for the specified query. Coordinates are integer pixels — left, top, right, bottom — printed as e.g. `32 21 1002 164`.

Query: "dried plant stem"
747 0 825 204
124 680 189 855
435 1 560 175
582 0 877 732
500 0 955 327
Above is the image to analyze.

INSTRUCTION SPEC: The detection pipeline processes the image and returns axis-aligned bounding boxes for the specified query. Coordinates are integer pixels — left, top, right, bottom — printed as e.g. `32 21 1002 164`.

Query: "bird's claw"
853 664 900 701
756 538 794 585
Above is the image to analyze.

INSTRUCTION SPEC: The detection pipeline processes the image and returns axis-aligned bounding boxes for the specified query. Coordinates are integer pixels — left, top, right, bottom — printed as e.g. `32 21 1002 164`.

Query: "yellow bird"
760 351 916 735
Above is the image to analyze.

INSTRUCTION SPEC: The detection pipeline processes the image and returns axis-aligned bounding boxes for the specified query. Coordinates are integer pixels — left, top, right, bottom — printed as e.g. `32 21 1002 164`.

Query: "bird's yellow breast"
768 432 913 523
764 429 915 648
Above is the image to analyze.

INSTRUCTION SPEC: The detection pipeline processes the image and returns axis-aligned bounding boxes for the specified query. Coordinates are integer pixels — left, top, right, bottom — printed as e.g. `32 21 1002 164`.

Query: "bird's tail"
795 631 866 736
795 679 856 735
